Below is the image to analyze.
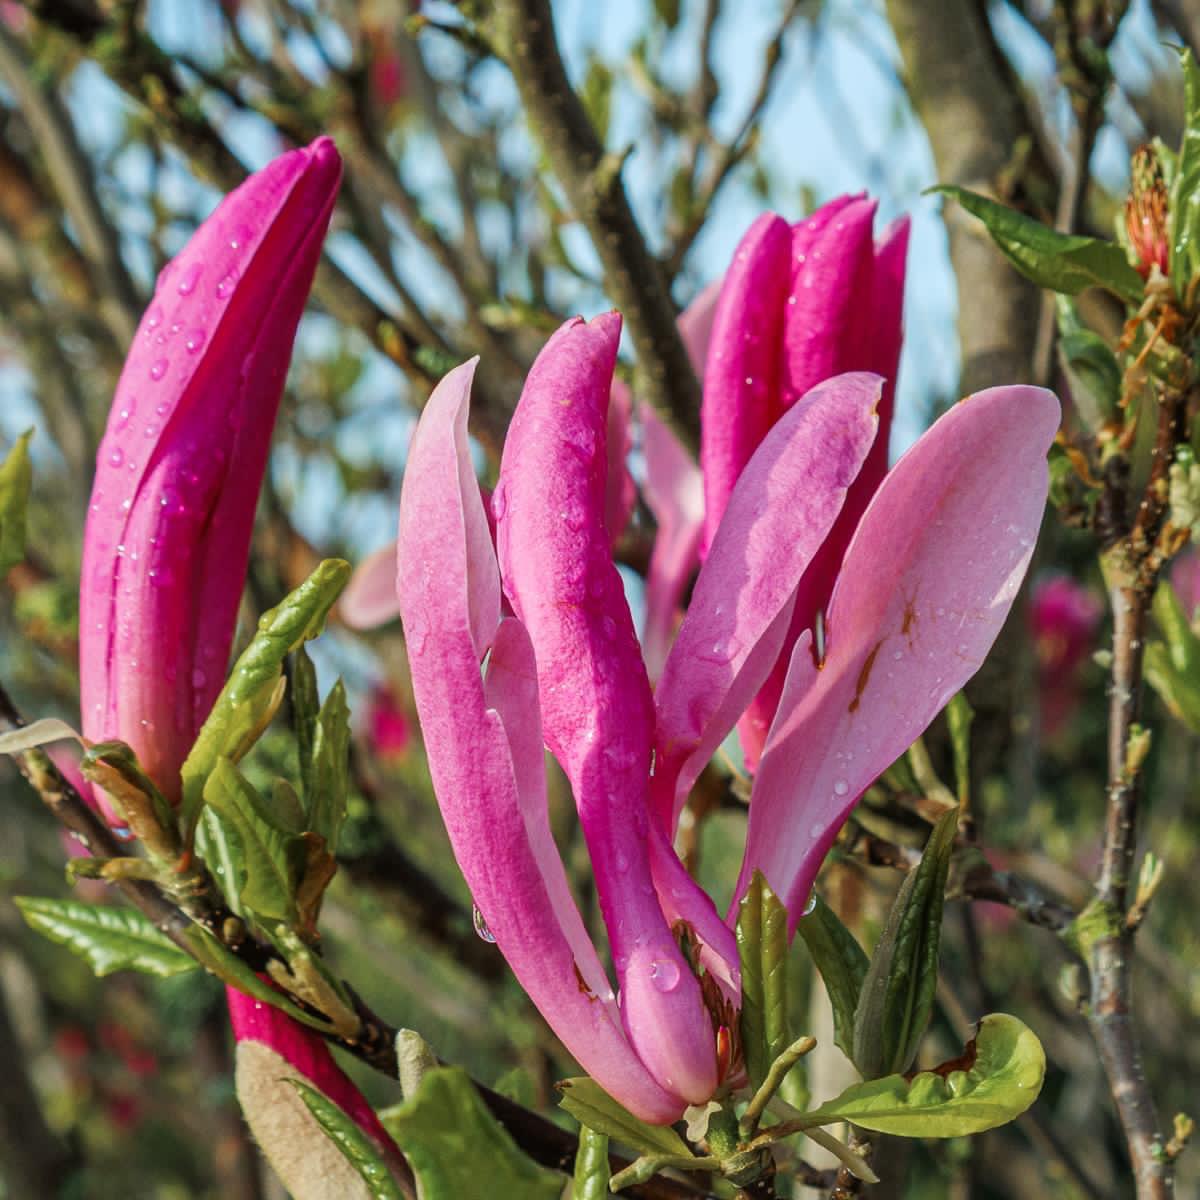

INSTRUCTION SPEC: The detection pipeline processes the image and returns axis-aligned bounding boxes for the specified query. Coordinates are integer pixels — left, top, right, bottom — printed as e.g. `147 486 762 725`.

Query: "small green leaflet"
796 895 869 1059
0 429 33 574
735 870 791 1088
180 559 350 838
572 1125 611 1200
799 1013 1045 1137
16 897 197 978
853 807 958 1078
308 679 350 852
1144 581 1200 733
557 1076 690 1159
945 693 974 808
288 1079 405 1200
933 186 1144 303
1170 49 1200 295
383 1066 561 1200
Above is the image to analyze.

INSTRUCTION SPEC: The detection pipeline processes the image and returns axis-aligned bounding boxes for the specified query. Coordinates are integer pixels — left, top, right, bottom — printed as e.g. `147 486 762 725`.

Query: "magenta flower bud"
78 138 341 813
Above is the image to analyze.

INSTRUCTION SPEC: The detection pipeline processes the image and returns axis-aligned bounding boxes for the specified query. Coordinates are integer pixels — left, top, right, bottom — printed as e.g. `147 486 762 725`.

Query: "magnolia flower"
397 311 1057 1121
364 682 411 761
228 988 406 1200
640 198 908 766
1030 575 1102 736
78 137 341 813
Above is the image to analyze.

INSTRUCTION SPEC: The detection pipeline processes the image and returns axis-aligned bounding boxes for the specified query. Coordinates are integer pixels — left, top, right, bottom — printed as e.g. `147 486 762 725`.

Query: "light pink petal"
398 358 683 1123
340 544 400 629
653 373 882 832
606 378 637 542
738 386 1060 929
495 314 717 1105
739 210 909 770
640 402 704 681
699 213 792 558
80 138 341 807
679 280 723 378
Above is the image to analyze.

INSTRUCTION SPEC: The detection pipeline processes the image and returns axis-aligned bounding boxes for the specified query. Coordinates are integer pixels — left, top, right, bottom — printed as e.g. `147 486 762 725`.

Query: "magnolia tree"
0 3 1196 1199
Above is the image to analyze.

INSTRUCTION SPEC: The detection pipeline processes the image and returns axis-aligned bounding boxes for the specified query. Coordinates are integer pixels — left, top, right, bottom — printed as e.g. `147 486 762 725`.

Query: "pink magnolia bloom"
397 310 1057 1121
78 138 341 814
364 683 411 760
1030 575 1102 737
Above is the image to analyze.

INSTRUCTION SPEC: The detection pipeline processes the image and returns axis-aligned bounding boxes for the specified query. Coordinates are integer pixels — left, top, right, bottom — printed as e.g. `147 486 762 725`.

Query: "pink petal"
739 209 908 769
606 378 637 542
640 402 704 681
699 213 792 558
80 138 341 808
679 280 723 377
495 314 717 1105
340 544 400 629
737 386 1060 929
397 358 684 1123
653 373 882 833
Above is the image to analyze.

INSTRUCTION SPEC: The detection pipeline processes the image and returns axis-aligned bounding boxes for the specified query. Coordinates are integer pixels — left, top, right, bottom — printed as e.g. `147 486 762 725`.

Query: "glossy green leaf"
16 897 197 978
288 1078 405 1200
572 1124 611 1200
202 758 306 923
1171 49 1200 294
0 429 33 574
308 678 350 852
945 693 974 808
853 808 958 1078
383 1066 561 1200
1055 296 1120 432
736 869 791 1088
290 644 320 801
557 1077 690 1159
801 1014 1045 1136
180 559 350 837
796 895 869 1059
934 186 1143 302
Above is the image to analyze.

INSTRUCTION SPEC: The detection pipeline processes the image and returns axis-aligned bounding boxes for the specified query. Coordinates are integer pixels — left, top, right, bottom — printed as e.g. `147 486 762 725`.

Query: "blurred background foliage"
0 0 1197 1197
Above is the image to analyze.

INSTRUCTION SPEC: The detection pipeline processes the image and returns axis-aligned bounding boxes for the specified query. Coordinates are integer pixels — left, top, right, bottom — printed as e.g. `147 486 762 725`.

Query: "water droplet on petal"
108 448 124 468
185 328 206 354
215 267 239 299
833 779 849 796
649 958 681 992
149 359 167 381
472 904 496 943
177 263 202 295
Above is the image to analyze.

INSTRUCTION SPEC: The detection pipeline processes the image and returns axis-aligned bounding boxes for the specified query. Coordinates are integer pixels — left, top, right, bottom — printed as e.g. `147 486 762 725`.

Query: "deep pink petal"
737 386 1060 929
80 138 341 808
398 358 684 1122
654 373 882 832
340 543 400 629
739 209 908 769
495 315 717 1105
607 378 637 542
699 213 792 558
640 402 704 681
679 280 723 378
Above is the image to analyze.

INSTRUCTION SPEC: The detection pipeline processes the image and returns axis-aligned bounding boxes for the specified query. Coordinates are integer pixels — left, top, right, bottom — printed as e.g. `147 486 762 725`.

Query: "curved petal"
495 314 717 1105
340 543 400 629
397 358 683 1123
737 386 1060 928
640 402 704 681
740 210 909 769
699 213 792 557
653 373 882 833
679 280 723 377
607 378 637 543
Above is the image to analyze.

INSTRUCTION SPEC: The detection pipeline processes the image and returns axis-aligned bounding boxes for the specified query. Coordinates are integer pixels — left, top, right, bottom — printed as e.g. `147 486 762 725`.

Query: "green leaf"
934 186 1143 303
800 1014 1045 1137
853 808 958 1078
290 645 320 800
308 678 350 852
287 1079 405 1200
0 429 33 574
180 559 350 837
796 896 869 1059
1171 49 1200 294
572 1124 611 1200
15 897 197 978
1055 296 1121 432
736 869 791 1088
382 1066 562 1200
202 759 306 923
1145 581 1200 732
945 693 974 808
557 1077 690 1159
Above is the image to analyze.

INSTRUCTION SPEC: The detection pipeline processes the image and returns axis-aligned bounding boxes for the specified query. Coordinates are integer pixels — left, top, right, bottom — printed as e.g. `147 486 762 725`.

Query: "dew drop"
177 262 202 295
145 305 163 331
108 448 124 468
191 667 207 689
802 891 818 917
149 359 168 381
615 850 630 874
809 821 824 838
491 483 508 521
649 958 681 993
833 779 849 796
185 328 207 354
472 904 496 943
215 267 239 299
